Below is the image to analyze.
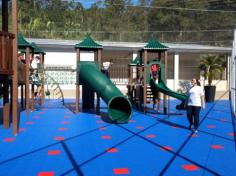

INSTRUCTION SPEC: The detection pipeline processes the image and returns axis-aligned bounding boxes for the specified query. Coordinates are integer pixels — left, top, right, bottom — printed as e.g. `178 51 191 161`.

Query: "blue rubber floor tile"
139 122 191 152
198 118 235 140
163 156 217 176
64 124 133 165
80 136 174 176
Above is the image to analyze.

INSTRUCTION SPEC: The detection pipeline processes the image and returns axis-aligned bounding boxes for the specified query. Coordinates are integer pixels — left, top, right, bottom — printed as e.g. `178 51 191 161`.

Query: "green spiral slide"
78 61 132 123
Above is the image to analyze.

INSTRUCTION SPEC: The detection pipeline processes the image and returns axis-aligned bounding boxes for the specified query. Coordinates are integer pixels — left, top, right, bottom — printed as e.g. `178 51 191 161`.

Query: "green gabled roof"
130 56 143 65
75 36 103 49
143 38 169 50
18 33 32 49
31 42 45 54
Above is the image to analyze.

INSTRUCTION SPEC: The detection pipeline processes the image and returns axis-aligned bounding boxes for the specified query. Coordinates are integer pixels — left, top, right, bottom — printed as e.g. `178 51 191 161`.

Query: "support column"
173 53 179 91
2 0 8 31
75 48 80 114
21 84 24 108
31 84 35 111
132 52 138 79
96 49 102 114
41 54 45 105
133 52 137 60
226 55 230 91
163 51 168 115
3 76 10 128
143 50 147 113
25 47 30 114
12 0 18 135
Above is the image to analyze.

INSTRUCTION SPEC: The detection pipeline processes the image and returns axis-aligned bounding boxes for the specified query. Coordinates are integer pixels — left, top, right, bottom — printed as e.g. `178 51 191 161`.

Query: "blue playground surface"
0 97 236 176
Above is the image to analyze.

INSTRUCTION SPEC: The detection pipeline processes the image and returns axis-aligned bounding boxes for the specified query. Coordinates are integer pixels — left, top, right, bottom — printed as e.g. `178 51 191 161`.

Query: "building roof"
31 42 45 54
75 36 103 49
143 38 169 50
28 38 232 54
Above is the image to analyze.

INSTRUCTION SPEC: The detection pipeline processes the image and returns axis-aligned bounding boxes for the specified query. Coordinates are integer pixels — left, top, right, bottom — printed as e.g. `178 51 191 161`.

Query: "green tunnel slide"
148 61 187 109
78 61 132 123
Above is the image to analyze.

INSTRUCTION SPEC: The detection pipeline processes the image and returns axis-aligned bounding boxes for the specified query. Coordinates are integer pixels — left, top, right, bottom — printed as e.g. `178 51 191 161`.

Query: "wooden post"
163 51 167 114
75 48 80 113
12 0 18 135
30 53 35 111
158 52 161 61
31 84 35 111
25 47 30 114
3 76 10 128
129 65 133 84
2 0 8 31
143 50 147 113
21 84 24 108
41 53 45 105
168 94 170 114
96 49 102 114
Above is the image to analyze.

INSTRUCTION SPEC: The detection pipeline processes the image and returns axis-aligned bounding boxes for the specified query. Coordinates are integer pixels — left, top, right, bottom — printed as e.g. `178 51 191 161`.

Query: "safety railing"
0 31 15 75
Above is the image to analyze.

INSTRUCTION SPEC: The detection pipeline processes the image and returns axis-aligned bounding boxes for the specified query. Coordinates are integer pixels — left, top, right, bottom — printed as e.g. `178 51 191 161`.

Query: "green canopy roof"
143 38 169 50
75 36 103 49
18 33 32 49
31 42 45 54
130 56 143 65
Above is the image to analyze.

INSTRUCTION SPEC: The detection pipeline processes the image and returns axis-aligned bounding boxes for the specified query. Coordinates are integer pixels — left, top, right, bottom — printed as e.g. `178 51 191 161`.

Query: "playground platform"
0 97 235 176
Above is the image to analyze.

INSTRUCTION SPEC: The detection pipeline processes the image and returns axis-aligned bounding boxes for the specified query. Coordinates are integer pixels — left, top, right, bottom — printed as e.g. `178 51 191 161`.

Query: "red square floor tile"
113 168 129 175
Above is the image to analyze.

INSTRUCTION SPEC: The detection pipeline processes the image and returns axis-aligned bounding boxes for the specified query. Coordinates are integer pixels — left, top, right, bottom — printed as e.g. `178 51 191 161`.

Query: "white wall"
80 51 95 61
40 51 230 99
44 52 76 67
231 28 236 115
44 52 76 90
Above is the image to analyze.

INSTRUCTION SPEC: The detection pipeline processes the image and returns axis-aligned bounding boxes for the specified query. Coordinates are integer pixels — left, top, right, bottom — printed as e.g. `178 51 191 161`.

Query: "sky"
75 0 139 8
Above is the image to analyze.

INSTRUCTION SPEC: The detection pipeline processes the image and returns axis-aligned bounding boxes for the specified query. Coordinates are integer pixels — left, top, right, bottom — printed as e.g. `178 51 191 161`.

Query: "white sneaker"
194 129 198 133
189 125 194 130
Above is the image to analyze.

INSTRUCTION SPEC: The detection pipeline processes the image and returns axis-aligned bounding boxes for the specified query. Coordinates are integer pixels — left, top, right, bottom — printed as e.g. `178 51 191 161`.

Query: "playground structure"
75 36 132 123
0 0 18 134
0 0 64 134
127 38 187 114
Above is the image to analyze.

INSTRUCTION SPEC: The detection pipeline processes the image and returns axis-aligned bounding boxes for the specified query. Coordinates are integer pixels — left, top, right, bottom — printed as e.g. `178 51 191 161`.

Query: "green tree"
199 54 226 86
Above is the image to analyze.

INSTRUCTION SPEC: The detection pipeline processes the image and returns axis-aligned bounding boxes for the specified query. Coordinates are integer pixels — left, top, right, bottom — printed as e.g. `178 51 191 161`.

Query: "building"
28 38 232 98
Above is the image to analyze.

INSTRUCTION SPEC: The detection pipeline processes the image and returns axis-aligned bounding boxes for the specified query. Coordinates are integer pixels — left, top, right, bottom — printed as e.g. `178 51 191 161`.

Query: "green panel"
130 56 143 65
31 42 45 54
146 61 165 83
75 35 103 49
150 79 187 101
78 61 132 123
18 33 31 47
144 38 169 50
147 61 187 101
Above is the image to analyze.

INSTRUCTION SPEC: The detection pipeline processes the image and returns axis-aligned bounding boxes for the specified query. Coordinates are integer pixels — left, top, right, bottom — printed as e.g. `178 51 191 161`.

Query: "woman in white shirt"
187 78 205 133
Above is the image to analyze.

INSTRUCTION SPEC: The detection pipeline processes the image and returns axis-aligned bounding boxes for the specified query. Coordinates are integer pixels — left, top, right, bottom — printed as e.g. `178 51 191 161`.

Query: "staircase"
146 85 154 104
